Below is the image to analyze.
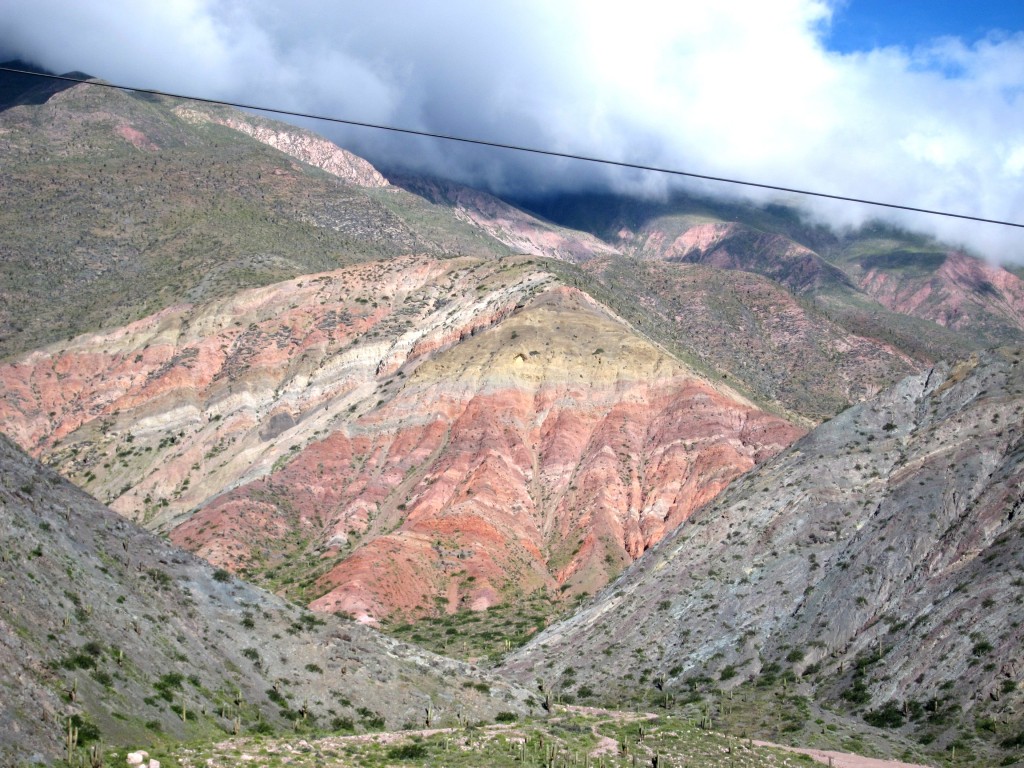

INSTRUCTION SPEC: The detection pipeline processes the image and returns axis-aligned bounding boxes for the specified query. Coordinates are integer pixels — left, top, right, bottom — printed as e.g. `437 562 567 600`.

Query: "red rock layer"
0 255 802 624
173 287 803 623
0 256 554 523
858 250 1024 334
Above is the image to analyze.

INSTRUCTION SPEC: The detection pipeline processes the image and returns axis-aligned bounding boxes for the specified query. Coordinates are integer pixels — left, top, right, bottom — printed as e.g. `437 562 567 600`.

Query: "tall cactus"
65 718 78 763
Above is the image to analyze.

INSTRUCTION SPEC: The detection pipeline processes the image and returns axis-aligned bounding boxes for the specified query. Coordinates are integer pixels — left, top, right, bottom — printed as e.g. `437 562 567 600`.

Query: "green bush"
68 714 101 744
331 716 354 732
864 701 905 728
387 743 427 759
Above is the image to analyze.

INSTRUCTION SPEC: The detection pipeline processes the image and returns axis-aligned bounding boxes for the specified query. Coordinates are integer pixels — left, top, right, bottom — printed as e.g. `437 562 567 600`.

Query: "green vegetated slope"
0 434 535 765
0 76 513 360
574 256 920 423
502 350 1024 767
520 192 1022 415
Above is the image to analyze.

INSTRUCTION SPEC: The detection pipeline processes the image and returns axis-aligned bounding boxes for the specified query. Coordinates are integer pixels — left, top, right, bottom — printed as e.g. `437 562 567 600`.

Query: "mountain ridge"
0 432 534 764
501 350 1024 764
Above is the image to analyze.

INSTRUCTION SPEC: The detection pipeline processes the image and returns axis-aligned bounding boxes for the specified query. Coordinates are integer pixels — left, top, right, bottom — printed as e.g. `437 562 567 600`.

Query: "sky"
1 1 1023 261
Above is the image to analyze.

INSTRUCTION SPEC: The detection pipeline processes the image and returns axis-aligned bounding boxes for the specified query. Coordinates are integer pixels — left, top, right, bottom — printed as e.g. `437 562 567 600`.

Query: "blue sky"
827 0 1024 52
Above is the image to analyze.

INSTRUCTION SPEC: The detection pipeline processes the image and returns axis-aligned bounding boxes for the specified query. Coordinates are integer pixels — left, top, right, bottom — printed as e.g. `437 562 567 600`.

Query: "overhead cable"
2 65 1021 230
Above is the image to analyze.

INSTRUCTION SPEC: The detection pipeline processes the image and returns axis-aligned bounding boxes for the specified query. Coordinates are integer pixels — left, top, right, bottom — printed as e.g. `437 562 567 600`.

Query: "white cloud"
1 0 1023 260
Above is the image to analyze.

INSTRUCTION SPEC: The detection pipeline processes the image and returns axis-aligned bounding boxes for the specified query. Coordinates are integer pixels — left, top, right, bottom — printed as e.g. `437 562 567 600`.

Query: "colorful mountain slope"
502 350 1024 764
0 433 533 765
0 255 802 624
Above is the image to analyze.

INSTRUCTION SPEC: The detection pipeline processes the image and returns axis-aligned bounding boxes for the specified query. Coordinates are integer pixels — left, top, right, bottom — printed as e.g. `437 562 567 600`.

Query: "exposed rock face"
854 249 1024 341
176 285 801 622
0 433 533 765
618 218 854 296
390 175 621 262
176 106 389 188
0 256 544 523
0 256 801 623
502 350 1024 753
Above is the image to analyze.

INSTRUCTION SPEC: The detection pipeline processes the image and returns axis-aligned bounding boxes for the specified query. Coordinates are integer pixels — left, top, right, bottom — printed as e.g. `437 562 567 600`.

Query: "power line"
3 65 1022 230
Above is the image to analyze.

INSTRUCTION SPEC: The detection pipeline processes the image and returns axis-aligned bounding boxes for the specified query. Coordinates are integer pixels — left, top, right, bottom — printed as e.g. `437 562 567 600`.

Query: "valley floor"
119 707 938 768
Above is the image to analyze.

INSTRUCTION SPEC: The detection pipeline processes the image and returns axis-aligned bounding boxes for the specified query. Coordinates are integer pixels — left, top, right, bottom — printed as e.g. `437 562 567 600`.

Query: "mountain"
4 63 1024 766
829 234 1024 346
574 256 923 422
0 254 802 632
0 60 80 109
388 174 621 263
0 76 609 361
501 350 1024 765
519 191 1019 360
0 433 534 764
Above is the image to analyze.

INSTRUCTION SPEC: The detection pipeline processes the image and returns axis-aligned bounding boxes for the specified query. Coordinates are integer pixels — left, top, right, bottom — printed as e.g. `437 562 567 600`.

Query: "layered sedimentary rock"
175 284 801 622
854 249 1024 340
502 350 1024 755
0 255 801 622
0 432 533 765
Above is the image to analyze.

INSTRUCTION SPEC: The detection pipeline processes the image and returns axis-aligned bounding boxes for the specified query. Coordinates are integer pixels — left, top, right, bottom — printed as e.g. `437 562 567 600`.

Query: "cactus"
699 700 713 730
65 718 79 763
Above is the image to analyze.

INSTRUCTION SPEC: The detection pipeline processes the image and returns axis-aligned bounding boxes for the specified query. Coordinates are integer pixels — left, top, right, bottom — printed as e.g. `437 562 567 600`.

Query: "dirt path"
561 708 935 768
752 739 936 768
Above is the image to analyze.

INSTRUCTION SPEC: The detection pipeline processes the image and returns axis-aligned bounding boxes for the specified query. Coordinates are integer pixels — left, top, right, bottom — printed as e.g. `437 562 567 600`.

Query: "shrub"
68 714 101 744
864 701 905 728
387 743 427 759
495 711 518 723
331 716 354 732
213 568 231 582
61 652 97 670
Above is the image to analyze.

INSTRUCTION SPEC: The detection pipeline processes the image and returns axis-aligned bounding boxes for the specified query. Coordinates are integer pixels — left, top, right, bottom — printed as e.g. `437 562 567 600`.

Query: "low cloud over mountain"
2 1 1023 259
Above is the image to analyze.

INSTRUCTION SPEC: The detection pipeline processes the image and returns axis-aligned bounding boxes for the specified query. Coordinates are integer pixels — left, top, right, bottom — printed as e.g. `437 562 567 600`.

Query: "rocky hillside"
502 350 1024 764
830 237 1024 346
0 75 529 359
521 192 1014 362
0 433 534 765
576 256 922 422
389 175 621 263
0 255 802 628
